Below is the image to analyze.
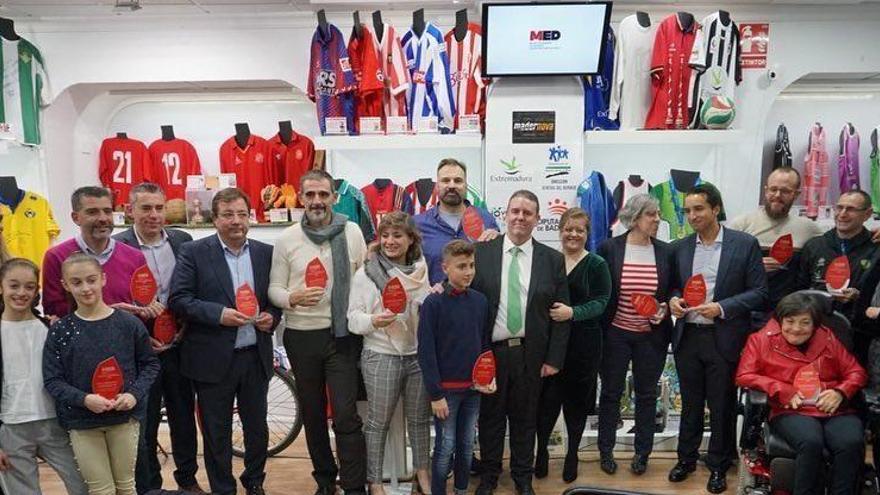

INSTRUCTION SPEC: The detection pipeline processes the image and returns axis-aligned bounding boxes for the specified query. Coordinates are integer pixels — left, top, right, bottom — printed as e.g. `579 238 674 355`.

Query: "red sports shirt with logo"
219 134 271 220
148 138 202 200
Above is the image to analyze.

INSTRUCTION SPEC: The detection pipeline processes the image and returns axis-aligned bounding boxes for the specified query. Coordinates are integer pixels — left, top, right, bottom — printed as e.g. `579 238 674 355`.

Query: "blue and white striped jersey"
401 23 456 134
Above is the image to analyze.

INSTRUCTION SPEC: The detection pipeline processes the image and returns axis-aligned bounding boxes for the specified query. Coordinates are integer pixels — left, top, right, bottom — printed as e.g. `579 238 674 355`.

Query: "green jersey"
0 37 49 146
650 178 724 240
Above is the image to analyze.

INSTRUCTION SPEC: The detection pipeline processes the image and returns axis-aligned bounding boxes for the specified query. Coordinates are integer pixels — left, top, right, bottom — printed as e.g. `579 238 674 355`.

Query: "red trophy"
382 277 407 314
769 233 794 265
631 293 660 317
793 363 822 405
305 257 328 288
472 351 496 387
153 310 178 345
683 274 708 307
235 283 259 319
92 356 124 400
462 206 485 240
825 255 851 292
130 265 158 306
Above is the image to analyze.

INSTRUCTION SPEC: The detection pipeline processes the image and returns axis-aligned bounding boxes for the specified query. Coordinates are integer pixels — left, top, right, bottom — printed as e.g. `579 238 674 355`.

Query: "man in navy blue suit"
667 184 768 494
170 188 282 495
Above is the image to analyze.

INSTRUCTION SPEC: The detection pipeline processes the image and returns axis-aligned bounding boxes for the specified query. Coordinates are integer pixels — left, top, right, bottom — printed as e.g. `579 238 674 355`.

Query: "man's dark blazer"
169 234 282 384
471 235 571 372
597 231 674 340
671 226 768 362
113 226 192 257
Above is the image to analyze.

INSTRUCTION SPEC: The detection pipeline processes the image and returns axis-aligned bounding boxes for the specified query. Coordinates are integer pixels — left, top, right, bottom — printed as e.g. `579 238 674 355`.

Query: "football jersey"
645 15 698 130
147 138 202 201
99 137 153 209
373 24 410 123
219 134 271 221
609 15 657 130
838 124 861 192
361 180 414 227
0 37 50 146
444 23 487 130
403 179 438 215
402 23 456 133
348 25 384 129
267 132 316 194
0 190 59 266
871 126 880 213
308 24 357 135
688 12 741 128
583 26 619 130
803 123 830 219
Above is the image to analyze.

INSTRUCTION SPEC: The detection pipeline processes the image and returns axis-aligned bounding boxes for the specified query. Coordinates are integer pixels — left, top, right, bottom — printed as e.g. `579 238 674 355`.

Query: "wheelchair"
737 290 878 495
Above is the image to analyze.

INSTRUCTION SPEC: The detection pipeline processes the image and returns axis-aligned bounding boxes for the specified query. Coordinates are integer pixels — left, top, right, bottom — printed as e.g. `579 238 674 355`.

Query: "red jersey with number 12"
445 23 487 129
148 138 202 200
99 137 153 208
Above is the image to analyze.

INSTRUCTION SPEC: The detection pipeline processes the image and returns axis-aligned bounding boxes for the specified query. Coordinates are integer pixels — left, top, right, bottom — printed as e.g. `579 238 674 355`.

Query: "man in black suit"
114 182 204 494
471 190 571 495
668 185 768 493
170 188 282 495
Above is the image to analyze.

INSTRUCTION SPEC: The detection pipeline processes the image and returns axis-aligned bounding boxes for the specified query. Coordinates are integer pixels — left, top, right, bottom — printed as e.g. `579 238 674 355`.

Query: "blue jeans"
431 390 480 495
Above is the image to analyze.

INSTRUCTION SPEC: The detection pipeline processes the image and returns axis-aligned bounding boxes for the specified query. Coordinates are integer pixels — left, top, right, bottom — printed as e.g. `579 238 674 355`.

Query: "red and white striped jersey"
372 23 410 120
444 23 487 130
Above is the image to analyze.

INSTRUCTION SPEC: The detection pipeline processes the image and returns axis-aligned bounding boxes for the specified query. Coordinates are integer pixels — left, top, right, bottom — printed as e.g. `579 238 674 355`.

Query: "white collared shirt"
74 235 116 265
687 226 724 324
492 236 534 342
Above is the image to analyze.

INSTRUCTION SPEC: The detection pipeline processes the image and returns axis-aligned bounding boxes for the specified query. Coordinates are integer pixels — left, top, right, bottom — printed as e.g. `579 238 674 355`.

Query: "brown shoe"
179 483 209 494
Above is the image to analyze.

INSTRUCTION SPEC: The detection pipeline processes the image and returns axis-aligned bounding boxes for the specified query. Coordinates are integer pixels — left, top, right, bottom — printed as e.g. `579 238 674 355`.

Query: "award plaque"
382 277 407 314
131 265 158 306
235 283 259 318
462 207 485 240
472 351 496 387
631 293 660 317
92 356 124 400
305 257 328 288
683 274 708 308
769 233 794 265
153 310 177 345
793 364 822 405
825 255 851 292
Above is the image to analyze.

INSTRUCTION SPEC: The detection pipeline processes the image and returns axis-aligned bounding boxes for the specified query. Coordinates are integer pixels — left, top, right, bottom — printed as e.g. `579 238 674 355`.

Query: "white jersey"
445 23 486 129
609 15 657 130
611 177 650 236
0 37 50 146
372 23 410 119
689 12 740 126
401 22 456 133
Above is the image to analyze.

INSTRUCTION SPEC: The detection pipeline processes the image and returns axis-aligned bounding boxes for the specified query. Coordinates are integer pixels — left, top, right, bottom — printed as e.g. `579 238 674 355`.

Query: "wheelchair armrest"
746 388 769 407
740 388 770 450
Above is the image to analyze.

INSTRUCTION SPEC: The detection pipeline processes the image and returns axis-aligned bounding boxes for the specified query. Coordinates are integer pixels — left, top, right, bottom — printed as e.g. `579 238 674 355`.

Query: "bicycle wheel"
232 368 303 458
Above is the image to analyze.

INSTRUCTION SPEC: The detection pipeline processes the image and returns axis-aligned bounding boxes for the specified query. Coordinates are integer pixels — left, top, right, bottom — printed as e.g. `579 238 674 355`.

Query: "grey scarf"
364 251 417 293
302 212 351 338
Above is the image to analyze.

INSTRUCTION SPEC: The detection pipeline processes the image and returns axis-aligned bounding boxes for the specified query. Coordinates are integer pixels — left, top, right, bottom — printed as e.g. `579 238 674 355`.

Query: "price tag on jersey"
269 208 289 223
359 117 383 135
324 117 348 135
218 173 237 189
825 255 851 292
683 274 708 308
458 114 481 133
382 277 408 314
289 208 305 223
417 117 440 134
386 117 408 134
770 233 794 264
186 175 206 191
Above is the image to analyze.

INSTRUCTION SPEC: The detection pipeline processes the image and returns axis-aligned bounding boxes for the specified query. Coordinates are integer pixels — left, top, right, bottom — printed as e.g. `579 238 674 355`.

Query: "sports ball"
700 95 735 129
165 199 186 225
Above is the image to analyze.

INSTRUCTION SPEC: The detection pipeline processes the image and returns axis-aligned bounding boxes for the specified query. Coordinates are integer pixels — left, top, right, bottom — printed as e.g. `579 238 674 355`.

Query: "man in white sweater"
268 170 368 495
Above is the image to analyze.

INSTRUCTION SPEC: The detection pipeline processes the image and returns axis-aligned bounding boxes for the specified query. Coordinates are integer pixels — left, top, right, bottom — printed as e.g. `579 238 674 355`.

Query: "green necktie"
507 246 523 335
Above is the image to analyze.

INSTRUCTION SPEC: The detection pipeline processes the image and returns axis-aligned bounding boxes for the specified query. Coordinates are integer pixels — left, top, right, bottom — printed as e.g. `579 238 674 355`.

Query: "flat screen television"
481 1 612 77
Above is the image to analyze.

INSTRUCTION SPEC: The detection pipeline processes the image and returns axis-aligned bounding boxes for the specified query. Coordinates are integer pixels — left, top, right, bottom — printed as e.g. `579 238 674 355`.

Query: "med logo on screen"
529 29 562 50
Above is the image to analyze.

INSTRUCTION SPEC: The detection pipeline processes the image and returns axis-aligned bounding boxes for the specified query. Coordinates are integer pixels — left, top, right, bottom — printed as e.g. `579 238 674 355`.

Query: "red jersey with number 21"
99 137 153 209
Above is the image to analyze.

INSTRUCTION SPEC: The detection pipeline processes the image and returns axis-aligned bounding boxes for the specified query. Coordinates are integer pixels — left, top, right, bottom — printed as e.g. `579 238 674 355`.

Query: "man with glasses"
797 189 880 362
728 167 823 326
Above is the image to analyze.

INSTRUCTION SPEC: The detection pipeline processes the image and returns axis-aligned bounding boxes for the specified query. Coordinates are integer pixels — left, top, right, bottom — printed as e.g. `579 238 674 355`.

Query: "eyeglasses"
765 186 797 196
834 205 868 214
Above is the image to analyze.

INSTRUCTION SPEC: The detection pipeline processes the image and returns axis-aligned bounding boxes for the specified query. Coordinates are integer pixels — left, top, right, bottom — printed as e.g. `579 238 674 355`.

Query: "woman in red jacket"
736 292 867 495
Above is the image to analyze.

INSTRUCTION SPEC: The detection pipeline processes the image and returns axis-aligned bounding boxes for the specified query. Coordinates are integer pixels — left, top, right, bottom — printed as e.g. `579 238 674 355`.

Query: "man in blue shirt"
415 158 500 285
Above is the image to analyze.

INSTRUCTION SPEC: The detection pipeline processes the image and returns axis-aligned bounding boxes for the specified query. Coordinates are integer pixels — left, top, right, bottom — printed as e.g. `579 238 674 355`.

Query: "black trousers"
479 342 542 488
193 346 269 495
597 325 668 456
674 324 736 472
772 413 864 495
135 347 199 493
284 329 366 491
536 327 601 457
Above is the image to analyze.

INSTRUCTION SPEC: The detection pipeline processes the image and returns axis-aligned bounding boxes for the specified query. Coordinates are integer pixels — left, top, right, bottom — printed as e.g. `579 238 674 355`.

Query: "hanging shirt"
147 138 202 201
610 15 657 130
576 171 617 251
218 134 271 220
0 190 59 266
267 132 315 190
308 23 357 135
803 123 830 219
348 25 385 130
402 22 456 133
444 23 487 131
645 14 698 130
871 126 880 212
583 26 619 130
334 179 376 242
99 137 154 209
688 12 741 128
0 37 50 146
838 124 861 193
773 123 792 170
361 180 414 227
611 178 650 236
650 175 723 240
372 23 410 123
403 179 438 215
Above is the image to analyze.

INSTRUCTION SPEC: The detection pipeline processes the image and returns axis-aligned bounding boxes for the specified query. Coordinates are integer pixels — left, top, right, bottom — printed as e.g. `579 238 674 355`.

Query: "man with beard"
268 170 368 495
415 159 500 285
728 167 823 325
41 186 151 319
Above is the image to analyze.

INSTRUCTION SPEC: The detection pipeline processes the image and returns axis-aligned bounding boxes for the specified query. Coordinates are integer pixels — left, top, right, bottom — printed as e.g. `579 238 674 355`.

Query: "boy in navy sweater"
418 240 495 495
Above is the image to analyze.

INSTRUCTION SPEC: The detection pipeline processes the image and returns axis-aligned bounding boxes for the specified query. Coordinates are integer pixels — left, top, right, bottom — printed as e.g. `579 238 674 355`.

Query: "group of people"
0 161 877 495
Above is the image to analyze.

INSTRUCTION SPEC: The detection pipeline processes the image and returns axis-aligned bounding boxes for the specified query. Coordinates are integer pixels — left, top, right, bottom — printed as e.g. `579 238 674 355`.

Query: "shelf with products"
584 129 747 145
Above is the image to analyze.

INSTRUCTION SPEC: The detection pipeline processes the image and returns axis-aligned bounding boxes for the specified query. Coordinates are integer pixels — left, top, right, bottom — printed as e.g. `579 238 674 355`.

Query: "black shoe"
314 485 337 495
247 486 266 495
474 482 495 495
599 454 617 475
631 454 648 475
668 461 696 482
534 449 549 479
562 452 579 483
707 470 727 493
470 455 483 476
515 483 536 495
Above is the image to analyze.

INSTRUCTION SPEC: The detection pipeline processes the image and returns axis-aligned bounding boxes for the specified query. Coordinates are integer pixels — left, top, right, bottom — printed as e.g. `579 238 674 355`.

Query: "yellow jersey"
1 191 60 266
